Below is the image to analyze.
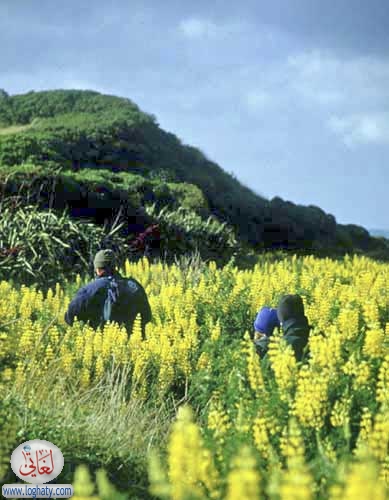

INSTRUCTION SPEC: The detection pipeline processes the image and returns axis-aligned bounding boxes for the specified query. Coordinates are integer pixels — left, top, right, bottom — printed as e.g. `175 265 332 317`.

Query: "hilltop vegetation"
0 88 387 262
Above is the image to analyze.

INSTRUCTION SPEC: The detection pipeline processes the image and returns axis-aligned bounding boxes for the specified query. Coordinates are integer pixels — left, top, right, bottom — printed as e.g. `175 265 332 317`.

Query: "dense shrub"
145 204 239 263
0 200 129 288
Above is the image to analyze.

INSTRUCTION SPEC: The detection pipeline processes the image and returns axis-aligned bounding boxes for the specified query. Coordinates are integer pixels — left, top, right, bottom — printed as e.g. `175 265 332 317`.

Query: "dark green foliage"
0 174 240 287
145 204 239 263
0 89 145 126
0 89 387 259
264 197 337 250
0 163 211 233
0 199 129 288
0 90 267 247
166 182 208 211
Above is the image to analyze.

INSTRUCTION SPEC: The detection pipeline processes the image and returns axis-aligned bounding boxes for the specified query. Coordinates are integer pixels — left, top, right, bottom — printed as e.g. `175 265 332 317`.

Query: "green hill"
0 88 387 260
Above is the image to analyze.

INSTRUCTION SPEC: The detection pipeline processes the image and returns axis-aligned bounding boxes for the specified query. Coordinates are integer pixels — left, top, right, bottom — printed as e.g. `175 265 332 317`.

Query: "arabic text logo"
10 440 64 484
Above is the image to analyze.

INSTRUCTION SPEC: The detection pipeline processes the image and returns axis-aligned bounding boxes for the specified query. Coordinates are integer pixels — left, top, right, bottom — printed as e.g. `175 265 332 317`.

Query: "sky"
1 0 389 229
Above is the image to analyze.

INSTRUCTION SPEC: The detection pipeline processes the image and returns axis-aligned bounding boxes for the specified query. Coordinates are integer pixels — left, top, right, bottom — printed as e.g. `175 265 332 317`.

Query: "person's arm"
254 336 270 358
139 289 152 338
125 278 152 338
283 334 305 361
64 286 90 326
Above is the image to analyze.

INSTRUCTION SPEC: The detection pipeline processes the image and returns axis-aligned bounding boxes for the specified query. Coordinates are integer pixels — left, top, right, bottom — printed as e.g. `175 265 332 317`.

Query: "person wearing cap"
64 249 152 337
256 294 310 361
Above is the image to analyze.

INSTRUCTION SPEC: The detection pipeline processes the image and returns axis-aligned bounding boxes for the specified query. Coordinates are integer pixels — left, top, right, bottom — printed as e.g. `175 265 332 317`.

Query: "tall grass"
6 362 172 495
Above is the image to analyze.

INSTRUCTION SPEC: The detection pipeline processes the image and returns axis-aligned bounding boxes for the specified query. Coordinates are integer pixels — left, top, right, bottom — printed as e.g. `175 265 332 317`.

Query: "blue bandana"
254 307 280 336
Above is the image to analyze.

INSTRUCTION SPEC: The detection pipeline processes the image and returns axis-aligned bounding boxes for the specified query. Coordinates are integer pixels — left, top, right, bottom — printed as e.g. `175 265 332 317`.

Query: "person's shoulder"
119 275 145 294
81 277 108 295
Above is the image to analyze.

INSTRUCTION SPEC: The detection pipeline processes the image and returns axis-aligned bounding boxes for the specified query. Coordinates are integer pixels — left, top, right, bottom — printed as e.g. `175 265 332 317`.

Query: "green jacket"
255 315 310 361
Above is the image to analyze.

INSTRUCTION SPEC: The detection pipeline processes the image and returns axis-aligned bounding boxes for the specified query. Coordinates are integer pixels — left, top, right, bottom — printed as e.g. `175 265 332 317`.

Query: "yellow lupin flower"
80 368 90 388
72 465 99 499
363 327 384 358
210 320 221 342
376 355 389 405
355 407 372 455
148 450 171 499
368 410 389 462
225 446 260 500
292 366 329 430
253 414 271 460
280 418 314 500
355 361 371 387
243 332 265 395
15 361 25 386
309 326 342 370
94 356 105 379
45 343 54 363
330 398 351 428
337 453 387 500
336 307 360 341
363 300 380 327
268 332 297 402
208 397 231 445
60 345 74 375
5 254 389 499
196 352 210 371
167 406 207 500
199 448 221 500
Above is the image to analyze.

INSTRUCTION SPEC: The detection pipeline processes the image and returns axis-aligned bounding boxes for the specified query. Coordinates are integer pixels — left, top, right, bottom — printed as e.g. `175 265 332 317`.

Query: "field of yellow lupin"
1 254 389 499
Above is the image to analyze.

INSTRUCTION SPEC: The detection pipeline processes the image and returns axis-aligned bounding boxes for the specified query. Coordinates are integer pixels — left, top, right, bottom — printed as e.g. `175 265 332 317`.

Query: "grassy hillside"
0 88 387 258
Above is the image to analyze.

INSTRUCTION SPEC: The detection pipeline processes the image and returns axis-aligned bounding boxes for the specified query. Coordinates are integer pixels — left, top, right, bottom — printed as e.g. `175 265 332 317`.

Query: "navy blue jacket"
256 315 310 361
64 272 152 336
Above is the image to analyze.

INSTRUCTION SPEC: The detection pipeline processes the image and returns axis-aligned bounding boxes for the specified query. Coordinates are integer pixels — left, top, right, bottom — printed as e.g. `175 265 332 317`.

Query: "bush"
166 182 208 211
0 199 129 288
145 204 239 263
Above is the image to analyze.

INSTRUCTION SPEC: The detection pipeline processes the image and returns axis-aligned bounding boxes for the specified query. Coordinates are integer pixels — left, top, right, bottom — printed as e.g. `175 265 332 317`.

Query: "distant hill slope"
370 229 389 239
0 88 387 258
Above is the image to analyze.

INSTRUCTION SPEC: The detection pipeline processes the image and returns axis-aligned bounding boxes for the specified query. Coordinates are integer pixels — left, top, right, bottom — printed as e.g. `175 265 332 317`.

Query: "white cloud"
179 18 215 38
178 17 242 40
286 51 389 145
286 50 389 107
328 113 389 146
238 49 389 150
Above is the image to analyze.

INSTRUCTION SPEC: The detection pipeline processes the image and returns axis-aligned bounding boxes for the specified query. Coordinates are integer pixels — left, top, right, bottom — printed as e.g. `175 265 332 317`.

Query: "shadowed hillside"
0 88 387 260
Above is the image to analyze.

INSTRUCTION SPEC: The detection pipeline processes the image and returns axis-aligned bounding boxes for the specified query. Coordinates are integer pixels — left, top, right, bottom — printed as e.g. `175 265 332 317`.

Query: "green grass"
7 363 173 495
0 124 32 135
0 118 40 135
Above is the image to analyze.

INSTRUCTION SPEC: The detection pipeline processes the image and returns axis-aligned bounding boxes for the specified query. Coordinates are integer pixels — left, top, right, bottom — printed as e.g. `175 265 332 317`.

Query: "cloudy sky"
1 0 389 229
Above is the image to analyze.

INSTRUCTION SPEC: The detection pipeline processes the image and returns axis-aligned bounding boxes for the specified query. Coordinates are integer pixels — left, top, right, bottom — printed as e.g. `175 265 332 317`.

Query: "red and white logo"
10 440 64 484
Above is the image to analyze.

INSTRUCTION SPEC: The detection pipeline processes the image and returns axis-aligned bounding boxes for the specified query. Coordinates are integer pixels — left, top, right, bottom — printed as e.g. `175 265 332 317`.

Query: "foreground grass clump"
1 255 389 499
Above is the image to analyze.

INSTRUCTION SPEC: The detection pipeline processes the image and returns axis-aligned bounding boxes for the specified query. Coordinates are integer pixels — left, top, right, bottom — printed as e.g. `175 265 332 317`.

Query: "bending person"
253 306 280 355
256 295 310 361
